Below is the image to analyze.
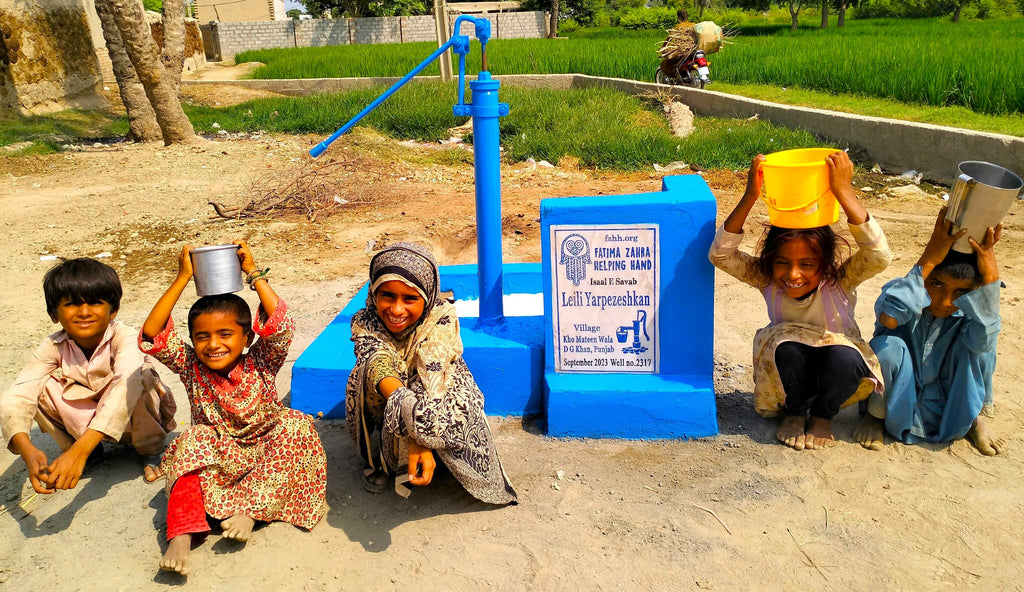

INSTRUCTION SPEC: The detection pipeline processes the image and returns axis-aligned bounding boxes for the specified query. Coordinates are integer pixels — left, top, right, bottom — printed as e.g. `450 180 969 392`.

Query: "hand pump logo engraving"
560 234 591 286
615 310 649 355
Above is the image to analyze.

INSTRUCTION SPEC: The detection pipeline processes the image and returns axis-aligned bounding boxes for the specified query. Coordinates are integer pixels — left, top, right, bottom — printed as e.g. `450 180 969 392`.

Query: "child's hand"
969 224 1002 285
44 447 89 491
407 441 436 486
234 240 257 275
878 312 899 329
742 154 766 201
826 151 855 198
826 151 868 224
919 207 967 276
20 445 54 494
177 245 194 280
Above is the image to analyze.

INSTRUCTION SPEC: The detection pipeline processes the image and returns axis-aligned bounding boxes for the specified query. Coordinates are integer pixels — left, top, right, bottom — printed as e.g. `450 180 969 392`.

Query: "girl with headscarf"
346 242 517 504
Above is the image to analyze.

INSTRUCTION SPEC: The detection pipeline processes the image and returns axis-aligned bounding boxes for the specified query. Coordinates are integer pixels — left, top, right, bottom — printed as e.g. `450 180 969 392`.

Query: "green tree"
300 0 426 17
287 8 303 18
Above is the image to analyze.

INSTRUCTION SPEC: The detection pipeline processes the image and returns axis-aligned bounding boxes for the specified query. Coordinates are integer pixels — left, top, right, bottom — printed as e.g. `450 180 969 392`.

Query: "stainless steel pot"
190 244 243 296
946 161 1023 253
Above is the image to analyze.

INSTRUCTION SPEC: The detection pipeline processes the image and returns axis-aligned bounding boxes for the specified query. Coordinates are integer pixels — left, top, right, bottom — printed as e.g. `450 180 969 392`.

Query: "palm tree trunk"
160 0 187 95
94 0 161 142
549 0 559 38
107 0 195 145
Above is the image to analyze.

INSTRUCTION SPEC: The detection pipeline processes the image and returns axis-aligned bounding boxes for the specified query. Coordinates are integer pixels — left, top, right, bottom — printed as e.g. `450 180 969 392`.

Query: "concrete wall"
182 73 1024 185
0 0 105 114
567 75 1024 185
208 12 547 61
494 10 546 39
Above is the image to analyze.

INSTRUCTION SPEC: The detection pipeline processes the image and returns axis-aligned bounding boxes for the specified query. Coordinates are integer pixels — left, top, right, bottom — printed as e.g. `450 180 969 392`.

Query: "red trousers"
166 472 210 541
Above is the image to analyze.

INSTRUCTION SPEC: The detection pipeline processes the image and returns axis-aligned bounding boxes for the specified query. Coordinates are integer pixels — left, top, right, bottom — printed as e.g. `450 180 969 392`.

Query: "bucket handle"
765 188 833 212
947 174 976 229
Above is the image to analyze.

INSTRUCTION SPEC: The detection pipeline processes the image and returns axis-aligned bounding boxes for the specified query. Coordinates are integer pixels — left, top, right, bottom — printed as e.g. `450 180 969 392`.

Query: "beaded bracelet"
246 267 270 290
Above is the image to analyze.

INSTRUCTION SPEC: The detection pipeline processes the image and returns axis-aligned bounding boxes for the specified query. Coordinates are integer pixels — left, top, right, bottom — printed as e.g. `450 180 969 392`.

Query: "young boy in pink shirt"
1 258 176 493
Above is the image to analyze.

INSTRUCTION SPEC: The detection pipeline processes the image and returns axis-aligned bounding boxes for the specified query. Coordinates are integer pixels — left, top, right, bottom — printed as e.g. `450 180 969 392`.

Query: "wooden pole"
433 0 452 81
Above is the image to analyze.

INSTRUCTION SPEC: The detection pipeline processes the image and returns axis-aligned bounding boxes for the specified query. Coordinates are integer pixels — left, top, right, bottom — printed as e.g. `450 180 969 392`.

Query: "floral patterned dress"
140 302 327 529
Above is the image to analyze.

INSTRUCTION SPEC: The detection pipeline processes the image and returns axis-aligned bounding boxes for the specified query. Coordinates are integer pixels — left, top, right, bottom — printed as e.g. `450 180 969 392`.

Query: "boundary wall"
203 12 547 61
181 73 1024 184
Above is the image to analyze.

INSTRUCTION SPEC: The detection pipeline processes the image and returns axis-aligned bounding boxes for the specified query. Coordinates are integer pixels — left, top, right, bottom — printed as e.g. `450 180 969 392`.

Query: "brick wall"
495 11 547 39
211 12 547 61
212 20 295 59
294 19 349 47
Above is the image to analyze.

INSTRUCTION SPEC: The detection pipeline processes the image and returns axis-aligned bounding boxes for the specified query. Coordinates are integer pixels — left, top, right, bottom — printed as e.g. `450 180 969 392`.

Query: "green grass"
237 17 1024 117
182 82 823 169
2 84 822 169
0 110 127 155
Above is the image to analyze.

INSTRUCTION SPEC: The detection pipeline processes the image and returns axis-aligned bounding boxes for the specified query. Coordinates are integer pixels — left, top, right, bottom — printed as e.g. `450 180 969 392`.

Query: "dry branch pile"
210 157 395 222
658 25 698 61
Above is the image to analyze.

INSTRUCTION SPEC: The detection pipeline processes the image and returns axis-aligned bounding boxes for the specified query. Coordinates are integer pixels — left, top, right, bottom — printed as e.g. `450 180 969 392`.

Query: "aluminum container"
946 161 1023 253
190 244 243 296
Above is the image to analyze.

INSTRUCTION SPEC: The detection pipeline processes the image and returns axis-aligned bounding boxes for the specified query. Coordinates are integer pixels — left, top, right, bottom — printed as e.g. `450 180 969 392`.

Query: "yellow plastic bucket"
761 148 841 228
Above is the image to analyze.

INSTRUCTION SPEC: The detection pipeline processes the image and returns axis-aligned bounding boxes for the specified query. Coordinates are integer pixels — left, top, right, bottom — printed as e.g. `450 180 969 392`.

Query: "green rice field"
237 18 1024 116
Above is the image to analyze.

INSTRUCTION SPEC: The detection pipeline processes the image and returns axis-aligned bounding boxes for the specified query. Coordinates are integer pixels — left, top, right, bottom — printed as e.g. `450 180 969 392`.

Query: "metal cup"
946 161 1023 253
190 244 243 296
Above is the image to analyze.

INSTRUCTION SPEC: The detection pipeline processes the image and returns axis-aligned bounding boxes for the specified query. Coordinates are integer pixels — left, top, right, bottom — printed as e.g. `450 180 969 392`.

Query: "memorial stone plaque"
550 224 659 373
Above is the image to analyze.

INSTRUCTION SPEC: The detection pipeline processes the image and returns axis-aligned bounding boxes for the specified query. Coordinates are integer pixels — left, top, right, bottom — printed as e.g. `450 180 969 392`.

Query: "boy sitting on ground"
855 207 1005 455
1 258 176 494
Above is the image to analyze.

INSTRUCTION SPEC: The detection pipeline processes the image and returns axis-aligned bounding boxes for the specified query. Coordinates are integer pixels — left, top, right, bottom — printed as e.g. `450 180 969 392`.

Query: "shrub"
618 7 678 29
559 18 581 34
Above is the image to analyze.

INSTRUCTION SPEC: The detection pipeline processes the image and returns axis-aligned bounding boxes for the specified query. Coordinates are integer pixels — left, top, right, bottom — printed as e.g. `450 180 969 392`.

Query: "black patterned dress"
346 301 518 505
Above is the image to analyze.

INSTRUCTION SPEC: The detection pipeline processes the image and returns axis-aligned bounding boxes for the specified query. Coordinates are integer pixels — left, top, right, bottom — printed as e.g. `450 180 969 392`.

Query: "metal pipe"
309 37 458 158
468 71 505 325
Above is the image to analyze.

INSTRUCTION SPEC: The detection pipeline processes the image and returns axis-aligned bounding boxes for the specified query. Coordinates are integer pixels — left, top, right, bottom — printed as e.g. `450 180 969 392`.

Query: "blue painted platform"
290 263 545 418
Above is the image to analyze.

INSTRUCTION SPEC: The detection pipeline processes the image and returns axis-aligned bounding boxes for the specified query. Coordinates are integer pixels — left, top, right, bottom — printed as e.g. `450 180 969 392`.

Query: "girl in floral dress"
140 242 326 575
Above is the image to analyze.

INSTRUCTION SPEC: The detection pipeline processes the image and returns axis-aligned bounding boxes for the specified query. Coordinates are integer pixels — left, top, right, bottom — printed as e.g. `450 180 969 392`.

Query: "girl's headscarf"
367 242 442 340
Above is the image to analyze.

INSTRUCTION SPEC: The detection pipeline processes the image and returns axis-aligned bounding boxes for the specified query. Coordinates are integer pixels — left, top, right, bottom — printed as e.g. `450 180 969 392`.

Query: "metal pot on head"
190 245 243 296
946 161 1023 253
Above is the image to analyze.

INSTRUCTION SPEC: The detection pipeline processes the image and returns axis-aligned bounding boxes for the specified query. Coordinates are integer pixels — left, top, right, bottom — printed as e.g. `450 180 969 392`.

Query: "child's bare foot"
853 414 885 451
142 455 164 483
221 515 255 542
804 416 836 450
777 415 807 450
968 415 1006 456
159 534 191 575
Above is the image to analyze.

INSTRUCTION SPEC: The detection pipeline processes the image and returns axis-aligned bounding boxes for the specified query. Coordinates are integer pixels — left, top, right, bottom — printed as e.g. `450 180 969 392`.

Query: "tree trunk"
820 0 829 27
108 0 196 145
952 1 965 22
160 0 187 95
838 2 847 26
698 0 706 19
94 0 161 142
548 0 558 38
789 1 800 32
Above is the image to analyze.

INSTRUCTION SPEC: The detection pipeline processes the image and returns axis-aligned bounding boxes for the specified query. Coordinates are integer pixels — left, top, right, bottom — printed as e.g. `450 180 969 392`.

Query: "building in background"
195 0 286 22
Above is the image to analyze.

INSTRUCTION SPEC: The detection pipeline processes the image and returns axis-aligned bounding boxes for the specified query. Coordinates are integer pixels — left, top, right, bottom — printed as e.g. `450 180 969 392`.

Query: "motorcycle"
655 50 710 89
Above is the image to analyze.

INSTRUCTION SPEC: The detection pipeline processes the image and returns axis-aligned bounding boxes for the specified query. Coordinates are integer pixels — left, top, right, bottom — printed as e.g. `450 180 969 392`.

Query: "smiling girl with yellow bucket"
709 149 892 450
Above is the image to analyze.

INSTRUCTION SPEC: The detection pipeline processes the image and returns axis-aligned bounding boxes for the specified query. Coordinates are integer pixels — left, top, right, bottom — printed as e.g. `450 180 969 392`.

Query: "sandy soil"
1 127 1022 591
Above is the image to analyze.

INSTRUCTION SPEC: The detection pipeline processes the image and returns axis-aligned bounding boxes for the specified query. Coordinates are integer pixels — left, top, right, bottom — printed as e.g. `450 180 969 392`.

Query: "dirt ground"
1 120 1022 591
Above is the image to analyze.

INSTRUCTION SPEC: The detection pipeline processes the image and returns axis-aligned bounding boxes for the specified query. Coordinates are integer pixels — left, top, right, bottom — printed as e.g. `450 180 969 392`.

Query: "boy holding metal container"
854 206 1006 455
